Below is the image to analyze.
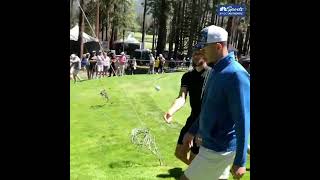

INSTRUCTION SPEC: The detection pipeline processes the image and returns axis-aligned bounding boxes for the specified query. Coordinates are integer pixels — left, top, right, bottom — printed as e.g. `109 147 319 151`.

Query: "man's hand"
163 112 173 123
183 132 194 148
230 165 246 179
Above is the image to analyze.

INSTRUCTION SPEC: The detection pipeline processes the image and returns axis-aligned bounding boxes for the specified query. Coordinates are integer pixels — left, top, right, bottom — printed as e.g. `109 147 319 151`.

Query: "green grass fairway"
70 73 250 179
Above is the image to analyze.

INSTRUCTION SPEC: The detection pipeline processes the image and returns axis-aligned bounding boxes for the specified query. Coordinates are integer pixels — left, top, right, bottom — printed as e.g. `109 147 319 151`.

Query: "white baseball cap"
194 25 228 49
70 54 76 58
121 52 125 55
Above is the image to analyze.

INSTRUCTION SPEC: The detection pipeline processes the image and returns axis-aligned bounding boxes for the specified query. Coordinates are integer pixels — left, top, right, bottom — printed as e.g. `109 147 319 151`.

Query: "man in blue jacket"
180 25 250 180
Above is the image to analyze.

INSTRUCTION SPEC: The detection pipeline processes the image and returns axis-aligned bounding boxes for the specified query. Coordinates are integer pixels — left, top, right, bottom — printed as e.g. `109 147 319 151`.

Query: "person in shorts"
102 51 110 77
163 49 210 165
89 51 97 79
96 51 104 78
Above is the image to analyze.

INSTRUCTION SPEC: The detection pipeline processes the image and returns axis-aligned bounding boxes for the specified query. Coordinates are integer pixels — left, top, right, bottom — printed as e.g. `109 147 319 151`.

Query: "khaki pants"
184 146 235 180
119 64 125 76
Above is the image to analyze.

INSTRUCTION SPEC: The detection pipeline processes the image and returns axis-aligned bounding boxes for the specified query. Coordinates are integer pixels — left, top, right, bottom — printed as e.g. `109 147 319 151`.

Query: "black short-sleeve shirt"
181 68 210 119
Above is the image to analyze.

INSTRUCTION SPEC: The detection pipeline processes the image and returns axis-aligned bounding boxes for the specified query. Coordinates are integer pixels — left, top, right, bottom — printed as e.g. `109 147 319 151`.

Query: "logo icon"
217 4 246 17
220 7 227 11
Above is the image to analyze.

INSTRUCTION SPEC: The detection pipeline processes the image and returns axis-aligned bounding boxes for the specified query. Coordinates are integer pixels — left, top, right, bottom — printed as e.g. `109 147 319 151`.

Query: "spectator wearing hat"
159 54 165 74
183 57 187 69
186 57 190 68
70 54 82 83
169 58 175 72
181 25 250 180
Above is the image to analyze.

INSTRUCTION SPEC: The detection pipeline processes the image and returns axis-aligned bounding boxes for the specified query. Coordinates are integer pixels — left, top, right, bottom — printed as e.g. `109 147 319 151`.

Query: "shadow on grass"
156 167 183 179
80 79 90 82
109 160 141 168
89 104 106 109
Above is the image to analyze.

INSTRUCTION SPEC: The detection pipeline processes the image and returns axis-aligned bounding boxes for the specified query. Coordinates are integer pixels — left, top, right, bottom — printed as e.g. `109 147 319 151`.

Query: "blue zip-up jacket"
189 53 250 166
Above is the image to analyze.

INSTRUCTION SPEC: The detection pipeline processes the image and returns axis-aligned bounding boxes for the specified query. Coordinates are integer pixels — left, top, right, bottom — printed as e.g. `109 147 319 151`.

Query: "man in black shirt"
163 50 210 165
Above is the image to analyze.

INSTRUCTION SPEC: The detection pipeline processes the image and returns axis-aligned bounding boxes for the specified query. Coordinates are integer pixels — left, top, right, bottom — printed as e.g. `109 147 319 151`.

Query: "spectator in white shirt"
96 51 104 78
70 54 82 83
102 52 110 77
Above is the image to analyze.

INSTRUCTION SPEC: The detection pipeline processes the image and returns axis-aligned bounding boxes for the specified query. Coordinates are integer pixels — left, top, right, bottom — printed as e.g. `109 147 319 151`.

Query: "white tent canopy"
70 24 98 43
114 32 140 44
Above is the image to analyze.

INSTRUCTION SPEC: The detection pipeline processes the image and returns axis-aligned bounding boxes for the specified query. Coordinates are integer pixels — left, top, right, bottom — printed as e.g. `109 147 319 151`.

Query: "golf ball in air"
155 85 160 91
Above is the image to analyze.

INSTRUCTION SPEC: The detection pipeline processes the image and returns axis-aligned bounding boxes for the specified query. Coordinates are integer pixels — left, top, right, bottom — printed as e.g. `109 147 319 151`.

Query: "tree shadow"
156 167 183 180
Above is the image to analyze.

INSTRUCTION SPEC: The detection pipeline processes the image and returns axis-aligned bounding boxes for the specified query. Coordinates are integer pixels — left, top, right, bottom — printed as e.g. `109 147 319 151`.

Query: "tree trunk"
200 0 209 28
231 18 236 46
169 2 178 59
156 0 168 56
197 0 203 37
152 18 156 54
179 0 185 53
142 0 147 49
101 26 104 42
114 28 118 44
220 16 224 27
232 17 240 46
237 31 244 55
187 0 198 57
110 25 114 49
78 0 84 57
243 25 250 55
100 12 103 42
210 0 218 25
234 29 238 48
110 4 117 49
214 15 218 25
168 28 173 59
216 15 219 25
105 17 109 49
122 29 125 53
203 0 210 27
199 0 205 29
96 0 100 40
105 10 110 49
226 17 233 43
70 0 74 28
228 0 237 44
174 1 182 59
155 31 158 51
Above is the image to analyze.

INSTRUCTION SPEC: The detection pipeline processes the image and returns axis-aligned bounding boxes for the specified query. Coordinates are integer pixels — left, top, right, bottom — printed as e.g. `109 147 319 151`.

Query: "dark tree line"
147 0 250 59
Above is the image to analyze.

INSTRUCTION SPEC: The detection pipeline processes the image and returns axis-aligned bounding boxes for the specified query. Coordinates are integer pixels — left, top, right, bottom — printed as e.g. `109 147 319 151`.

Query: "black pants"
129 66 135 75
109 63 116 76
159 65 163 73
177 116 199 154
